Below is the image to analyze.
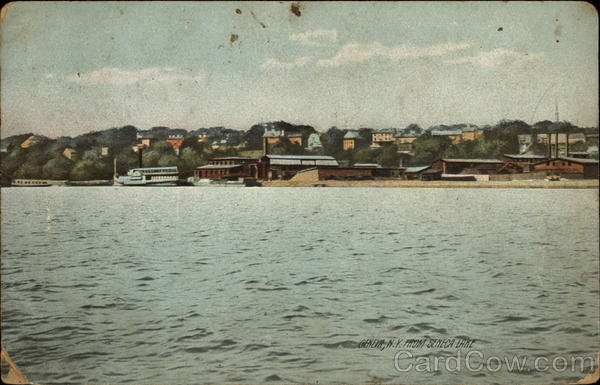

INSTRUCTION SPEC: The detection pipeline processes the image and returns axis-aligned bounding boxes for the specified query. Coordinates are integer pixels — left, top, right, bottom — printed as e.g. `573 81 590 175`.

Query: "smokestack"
138 146 143 168
547 133 551 158
565 131 570 157
555 132 559 158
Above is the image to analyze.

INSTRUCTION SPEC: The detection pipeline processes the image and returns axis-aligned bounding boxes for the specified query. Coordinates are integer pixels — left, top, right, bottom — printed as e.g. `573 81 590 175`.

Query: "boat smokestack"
565 131 570 157
138 146 143 168
555 132 559 157
547 133 551 158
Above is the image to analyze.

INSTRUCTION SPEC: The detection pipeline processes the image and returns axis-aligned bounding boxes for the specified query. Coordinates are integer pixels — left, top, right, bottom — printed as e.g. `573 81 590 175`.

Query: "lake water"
1 187 598 384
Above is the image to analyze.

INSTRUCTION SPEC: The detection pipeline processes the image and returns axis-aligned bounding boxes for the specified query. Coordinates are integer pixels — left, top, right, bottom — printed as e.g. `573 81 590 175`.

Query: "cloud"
446 48 544 68
261 56 311 70
317 42 471 67
66 67 204 85
290 29 337 46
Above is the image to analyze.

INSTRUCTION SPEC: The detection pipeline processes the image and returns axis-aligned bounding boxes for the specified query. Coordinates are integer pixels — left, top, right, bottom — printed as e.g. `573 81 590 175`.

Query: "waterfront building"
431 158 505 174
194 157 264 180
263 154 338 180
532 157 598 179
404 166 443 181
501 154 550 172
290 164 406 182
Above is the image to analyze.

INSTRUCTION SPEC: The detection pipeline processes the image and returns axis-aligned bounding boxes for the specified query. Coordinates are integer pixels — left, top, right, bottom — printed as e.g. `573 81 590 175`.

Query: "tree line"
1 120 597 180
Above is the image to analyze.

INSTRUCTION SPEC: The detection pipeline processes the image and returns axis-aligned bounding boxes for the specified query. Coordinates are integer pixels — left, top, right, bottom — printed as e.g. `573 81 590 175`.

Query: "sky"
1 1 598 138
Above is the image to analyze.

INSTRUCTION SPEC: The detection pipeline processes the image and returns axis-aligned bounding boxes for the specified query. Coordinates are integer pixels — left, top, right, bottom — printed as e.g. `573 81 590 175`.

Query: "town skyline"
1 1 598 139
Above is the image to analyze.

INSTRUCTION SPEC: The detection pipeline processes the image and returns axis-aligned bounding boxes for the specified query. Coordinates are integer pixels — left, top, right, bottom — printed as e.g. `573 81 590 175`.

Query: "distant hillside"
1 120 597 180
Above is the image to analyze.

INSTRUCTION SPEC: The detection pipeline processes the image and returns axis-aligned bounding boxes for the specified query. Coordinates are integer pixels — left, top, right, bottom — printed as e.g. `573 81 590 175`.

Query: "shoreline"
261 179 599 189
4 179 598 189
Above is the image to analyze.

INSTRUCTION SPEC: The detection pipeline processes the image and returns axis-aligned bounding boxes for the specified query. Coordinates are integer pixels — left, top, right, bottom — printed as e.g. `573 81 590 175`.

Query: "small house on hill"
20 135 44 148
371 128 396 147
343 131 360 150
62 147 78 160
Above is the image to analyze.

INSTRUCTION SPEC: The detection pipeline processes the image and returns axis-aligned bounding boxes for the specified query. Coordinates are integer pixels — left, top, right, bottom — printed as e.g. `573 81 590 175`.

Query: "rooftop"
374 128 396 134
557 156 599 164
405 166 430 173
394 132 419 138
344 131 360 139
353 163 381 168
263 129 285 138
503 154 548 159
197 164 243 169
440 158 504 163
266 154 336 160
210 156 255 160
136 132 154 139
432 130 462 136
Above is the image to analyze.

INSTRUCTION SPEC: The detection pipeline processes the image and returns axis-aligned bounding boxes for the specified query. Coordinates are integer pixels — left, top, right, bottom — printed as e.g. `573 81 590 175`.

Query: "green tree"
14 162 43 178
322 127 346 155
158 154 178 167
114 153 139 175
270 137 305 155
150 141 176 155
82 149 100 161
354 148 377 164
141 150 161 167
376 144 400 167
178 147 205 171
242 125 265 150
358 128 374 146
70 160 112 180
42 157 73 179
412 133 453 163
